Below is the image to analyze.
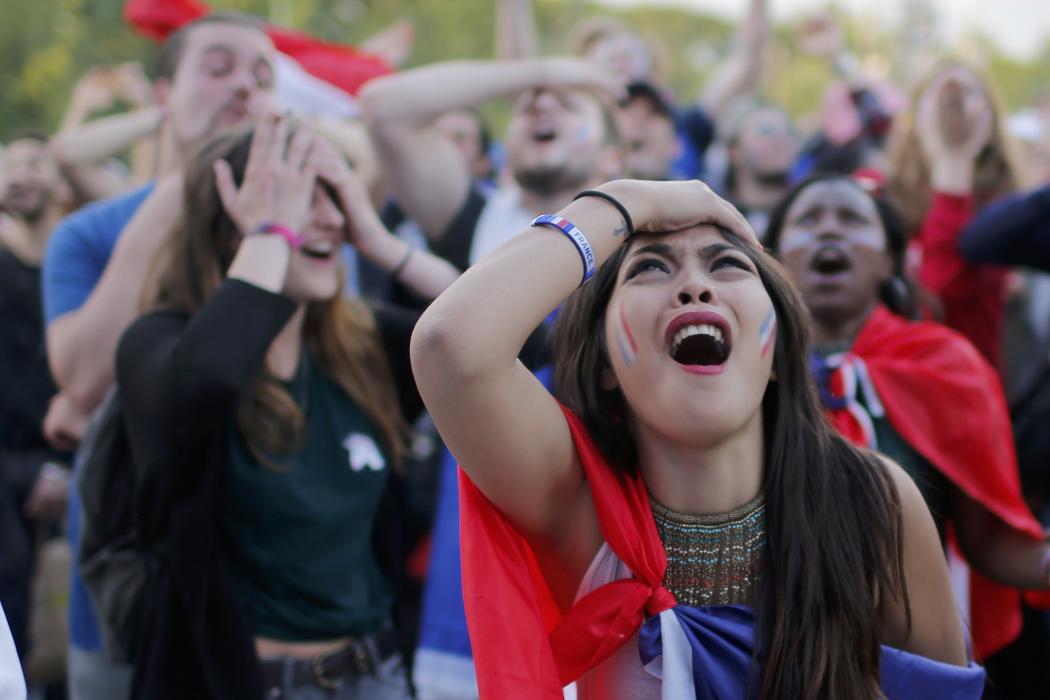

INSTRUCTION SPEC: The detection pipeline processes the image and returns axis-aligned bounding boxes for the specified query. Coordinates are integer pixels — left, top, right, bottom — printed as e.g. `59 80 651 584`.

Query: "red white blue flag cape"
813 305 1050 659
460 404 986 698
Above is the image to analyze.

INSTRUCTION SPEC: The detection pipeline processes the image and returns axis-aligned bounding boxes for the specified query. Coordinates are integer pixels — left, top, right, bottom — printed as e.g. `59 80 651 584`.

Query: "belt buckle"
311 641 372 689
311 648 344 690
351 641 372 675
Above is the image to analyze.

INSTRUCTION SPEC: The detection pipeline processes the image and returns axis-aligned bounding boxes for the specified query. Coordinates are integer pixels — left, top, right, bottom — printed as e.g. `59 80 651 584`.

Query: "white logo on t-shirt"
342 433 386 472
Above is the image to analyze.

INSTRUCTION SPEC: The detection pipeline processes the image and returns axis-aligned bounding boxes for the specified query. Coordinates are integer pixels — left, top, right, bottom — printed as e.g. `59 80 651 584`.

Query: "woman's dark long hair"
551 230 908 698
146 127 407 470
763 173 917 320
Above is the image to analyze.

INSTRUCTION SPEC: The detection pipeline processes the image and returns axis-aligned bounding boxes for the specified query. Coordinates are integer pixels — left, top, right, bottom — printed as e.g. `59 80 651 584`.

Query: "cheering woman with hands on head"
115 112 458 700
411 178 984 698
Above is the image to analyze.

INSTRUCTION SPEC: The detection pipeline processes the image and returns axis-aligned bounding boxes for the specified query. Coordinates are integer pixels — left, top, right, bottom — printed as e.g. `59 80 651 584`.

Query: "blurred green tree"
1 0 1047 145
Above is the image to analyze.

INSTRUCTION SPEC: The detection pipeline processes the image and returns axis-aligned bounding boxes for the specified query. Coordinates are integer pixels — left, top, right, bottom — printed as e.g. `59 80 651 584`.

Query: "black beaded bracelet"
572 190 635 238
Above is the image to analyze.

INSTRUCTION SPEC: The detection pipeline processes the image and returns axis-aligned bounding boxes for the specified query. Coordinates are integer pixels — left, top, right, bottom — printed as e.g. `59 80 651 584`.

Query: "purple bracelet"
250 221 305 249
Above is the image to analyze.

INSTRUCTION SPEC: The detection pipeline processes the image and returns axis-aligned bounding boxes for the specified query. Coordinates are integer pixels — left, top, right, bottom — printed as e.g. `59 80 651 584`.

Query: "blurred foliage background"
2 0 1049 141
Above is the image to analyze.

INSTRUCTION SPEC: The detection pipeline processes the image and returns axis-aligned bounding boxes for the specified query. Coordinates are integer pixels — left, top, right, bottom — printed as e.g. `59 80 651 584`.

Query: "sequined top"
650 492 766 607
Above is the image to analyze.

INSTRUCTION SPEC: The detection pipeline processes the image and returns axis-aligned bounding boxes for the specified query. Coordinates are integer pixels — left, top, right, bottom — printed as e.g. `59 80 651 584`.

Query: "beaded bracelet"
250 221 305 249
572 190 635 238
531 214 596 285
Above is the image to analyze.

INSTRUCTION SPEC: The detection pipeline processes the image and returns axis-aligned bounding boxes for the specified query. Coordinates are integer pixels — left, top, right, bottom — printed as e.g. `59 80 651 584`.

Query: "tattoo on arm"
613 217 628 238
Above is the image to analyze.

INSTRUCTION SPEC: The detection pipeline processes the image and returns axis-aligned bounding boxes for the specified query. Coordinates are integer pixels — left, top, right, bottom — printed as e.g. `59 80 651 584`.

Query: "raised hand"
917 68 993 164
312 138 396 257
213 113 320 238
113 62 154 107
602 179 760 247
69 67 121 116
798 14 845 60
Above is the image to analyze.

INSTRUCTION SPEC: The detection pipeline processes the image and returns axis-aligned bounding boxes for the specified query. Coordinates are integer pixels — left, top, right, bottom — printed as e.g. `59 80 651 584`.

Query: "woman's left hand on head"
313 139 388 252
602 179 760 248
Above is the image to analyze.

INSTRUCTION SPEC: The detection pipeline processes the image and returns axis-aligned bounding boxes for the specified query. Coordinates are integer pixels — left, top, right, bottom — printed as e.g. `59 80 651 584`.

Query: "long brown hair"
886 59 1023 233
148 127 406 469
552 231 908 698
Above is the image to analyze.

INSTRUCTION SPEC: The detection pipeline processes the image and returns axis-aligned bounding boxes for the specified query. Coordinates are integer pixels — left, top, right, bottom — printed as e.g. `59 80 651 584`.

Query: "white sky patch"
596 0 1050 61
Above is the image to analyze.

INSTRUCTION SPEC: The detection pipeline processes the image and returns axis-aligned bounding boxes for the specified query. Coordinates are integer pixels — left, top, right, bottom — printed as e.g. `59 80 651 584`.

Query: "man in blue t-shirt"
42 13 278 699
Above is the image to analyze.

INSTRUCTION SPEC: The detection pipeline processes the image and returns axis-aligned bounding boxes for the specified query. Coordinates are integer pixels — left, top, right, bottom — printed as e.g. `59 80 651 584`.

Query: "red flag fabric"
823 305 1050 658
458 405 675 698
123 0 392 95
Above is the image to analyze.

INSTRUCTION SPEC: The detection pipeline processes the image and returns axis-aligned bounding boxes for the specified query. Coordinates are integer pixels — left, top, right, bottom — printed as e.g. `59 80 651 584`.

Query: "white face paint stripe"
617 330 637 368
759 306 777 357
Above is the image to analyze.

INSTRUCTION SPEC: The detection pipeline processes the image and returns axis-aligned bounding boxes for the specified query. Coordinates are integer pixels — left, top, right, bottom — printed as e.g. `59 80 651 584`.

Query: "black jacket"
115 279 421 699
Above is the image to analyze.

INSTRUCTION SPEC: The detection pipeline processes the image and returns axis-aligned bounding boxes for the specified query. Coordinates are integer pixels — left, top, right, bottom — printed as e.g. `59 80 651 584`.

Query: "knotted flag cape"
459 400 989 698
459 405 675 698
817 305 1050 659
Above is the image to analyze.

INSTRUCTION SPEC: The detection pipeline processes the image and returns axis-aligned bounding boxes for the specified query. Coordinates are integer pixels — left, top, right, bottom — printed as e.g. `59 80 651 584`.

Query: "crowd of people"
2 0 1050 698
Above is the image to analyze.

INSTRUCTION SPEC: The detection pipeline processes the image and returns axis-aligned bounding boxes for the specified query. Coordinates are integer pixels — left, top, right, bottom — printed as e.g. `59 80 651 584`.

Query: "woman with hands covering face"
114 113 456 700
412 178 982 698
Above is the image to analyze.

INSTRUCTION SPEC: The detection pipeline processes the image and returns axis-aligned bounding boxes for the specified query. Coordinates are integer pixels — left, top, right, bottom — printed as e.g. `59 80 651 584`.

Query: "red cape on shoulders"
825 305 1049 658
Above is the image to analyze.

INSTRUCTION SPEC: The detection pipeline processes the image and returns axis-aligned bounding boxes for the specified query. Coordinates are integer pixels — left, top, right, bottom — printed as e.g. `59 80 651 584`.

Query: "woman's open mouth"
809 245 853 283
666 312 732 374
300 240 336 262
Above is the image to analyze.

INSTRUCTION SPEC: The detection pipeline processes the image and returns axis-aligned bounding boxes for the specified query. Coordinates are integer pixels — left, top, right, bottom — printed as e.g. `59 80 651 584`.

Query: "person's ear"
878 251 894 283
600 365 619 391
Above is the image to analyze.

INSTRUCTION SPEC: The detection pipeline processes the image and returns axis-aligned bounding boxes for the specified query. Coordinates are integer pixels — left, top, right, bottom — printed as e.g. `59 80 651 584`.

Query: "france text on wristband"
250 221 305 249
531 214 596 285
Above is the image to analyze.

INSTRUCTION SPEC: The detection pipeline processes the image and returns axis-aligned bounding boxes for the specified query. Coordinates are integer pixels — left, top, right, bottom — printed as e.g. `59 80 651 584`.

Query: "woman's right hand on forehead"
213 112 321 238
600 179 759 248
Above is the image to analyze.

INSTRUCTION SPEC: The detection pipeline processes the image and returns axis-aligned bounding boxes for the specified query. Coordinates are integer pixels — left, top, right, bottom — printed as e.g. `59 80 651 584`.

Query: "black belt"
260 629 402 692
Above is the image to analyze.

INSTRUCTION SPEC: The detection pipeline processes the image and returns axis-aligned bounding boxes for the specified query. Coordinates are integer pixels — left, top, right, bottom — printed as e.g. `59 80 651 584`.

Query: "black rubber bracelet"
391 246 415 281
572 190 635 238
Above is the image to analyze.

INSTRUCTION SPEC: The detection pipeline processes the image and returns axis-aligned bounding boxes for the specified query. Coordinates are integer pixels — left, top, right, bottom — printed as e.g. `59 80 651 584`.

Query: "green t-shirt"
222 353 393 641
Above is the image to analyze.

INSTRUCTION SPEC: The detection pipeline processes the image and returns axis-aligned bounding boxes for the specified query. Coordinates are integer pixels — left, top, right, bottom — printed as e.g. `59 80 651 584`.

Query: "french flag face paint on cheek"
759 306 777 358
617 302 639 367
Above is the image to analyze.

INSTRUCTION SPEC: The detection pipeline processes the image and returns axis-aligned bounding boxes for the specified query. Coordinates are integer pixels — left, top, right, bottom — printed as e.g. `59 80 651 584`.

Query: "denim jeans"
262 652 411 700
67 647 132 700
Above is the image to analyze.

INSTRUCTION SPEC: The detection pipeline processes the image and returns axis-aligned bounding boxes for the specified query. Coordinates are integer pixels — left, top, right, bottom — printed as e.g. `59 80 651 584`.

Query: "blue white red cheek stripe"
759 307 777 357
617 302 638 367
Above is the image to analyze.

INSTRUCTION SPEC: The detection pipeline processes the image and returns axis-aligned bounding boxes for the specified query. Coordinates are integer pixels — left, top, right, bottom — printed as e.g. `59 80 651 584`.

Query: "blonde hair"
886 59 1024 233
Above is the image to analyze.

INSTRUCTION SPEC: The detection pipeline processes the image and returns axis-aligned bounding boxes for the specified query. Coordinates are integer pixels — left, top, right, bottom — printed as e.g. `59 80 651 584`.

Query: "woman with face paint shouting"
766 173 1050 697
411 178 983 698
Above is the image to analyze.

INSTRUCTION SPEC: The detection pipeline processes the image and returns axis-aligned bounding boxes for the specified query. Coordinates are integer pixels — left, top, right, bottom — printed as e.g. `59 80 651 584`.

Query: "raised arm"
46 173 183 413
359 58 622 241
50 108 163 175
51 64 159 201
497 0 538 61
699 0 769 119
958 184 1050 271
313 136 460 300
411 179 754 538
